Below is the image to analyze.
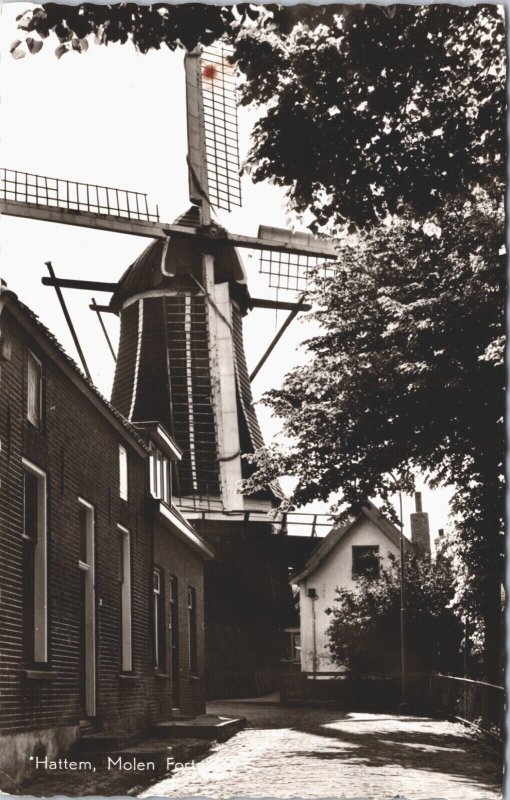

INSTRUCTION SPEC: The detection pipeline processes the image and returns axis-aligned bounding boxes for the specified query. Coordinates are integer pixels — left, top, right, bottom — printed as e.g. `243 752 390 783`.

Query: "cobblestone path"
142 700 502 800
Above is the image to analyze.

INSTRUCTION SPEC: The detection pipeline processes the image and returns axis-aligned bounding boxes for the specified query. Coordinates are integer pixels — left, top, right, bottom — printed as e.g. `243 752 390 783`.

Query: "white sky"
0 3 452 538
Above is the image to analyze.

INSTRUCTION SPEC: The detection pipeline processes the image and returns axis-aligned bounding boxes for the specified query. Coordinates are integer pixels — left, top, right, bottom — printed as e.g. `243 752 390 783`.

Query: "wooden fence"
429 673 505 740
280 671 504 740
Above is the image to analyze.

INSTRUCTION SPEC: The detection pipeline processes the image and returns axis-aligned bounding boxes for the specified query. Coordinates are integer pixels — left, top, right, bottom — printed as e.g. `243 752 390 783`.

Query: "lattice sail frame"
259 250 336 292
200 45 242 212
0 168 159 222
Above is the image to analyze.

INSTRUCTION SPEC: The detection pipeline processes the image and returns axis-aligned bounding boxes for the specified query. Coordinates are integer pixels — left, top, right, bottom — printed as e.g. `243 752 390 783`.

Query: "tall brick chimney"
410 492 431 559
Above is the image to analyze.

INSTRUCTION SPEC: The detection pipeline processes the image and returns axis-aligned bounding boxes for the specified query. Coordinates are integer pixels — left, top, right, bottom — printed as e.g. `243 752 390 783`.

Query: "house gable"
293 501 406 585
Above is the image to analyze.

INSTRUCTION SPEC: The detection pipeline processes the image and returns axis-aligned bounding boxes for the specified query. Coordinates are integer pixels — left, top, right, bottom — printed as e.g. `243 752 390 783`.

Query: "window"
352 545 380 579
187 586 198 675
26 350 42 428
22 459 47 663
119 445 128 501
150 448 171 505
117 525 132 671
169 576 179 704
289 632 301 662
78 499 96 717
153 568 166 671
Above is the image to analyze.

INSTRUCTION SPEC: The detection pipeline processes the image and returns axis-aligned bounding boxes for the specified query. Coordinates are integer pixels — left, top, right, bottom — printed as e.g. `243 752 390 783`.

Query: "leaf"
71 37 89 53
55 43 70 59
10 40 26 59
26 37 43 55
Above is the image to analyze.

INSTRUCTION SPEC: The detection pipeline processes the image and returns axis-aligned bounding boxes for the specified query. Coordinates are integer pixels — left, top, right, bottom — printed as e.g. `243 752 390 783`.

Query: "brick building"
0 289 213 788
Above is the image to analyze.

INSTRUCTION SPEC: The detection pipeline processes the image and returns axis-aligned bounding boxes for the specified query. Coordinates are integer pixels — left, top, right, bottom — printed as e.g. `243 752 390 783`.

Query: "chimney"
410 492 431 559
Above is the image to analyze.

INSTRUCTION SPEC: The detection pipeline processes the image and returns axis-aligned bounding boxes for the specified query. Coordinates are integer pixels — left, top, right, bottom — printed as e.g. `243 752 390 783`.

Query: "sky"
0 2 453 539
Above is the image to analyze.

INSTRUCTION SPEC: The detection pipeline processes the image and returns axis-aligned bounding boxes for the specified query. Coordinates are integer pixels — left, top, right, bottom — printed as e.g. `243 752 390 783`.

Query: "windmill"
1 43 337 518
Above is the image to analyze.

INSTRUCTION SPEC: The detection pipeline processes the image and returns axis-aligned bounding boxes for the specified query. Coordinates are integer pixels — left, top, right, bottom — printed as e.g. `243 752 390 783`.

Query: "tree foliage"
235 4 505 229
325 550 463 675
11 4 358 59
244 189 504 514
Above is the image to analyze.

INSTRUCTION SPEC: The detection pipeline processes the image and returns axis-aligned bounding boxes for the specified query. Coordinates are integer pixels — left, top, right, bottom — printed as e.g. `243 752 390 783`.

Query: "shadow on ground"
208 700 502 796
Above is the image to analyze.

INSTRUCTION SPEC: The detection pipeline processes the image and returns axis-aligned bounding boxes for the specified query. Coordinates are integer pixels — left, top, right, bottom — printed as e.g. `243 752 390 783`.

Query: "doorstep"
151 714 246 742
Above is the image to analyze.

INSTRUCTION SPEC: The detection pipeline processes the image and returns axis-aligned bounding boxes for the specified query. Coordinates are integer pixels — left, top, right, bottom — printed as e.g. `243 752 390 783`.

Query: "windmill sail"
200 45 242 212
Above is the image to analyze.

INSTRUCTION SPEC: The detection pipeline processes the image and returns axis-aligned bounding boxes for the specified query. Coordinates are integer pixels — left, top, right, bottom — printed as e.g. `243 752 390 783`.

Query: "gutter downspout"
312 593 318 675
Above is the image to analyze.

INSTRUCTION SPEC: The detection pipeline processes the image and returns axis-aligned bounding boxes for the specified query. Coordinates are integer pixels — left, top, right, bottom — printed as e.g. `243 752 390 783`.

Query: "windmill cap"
109 208 248 313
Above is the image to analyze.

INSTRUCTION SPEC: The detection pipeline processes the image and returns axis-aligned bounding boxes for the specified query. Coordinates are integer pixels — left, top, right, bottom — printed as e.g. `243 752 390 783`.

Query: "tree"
235 4 505 230
325 550 463 675
243 188 505 680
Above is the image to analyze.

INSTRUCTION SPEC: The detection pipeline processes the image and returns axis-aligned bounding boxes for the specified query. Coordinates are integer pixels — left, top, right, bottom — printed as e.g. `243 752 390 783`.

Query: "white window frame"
187 585 198 676
78 498 96 716
153 567 164 670
119 445 128 501
118 524 132 672
26 350 42 428
149 453 156 496
150 448 171 505
22 458 48 663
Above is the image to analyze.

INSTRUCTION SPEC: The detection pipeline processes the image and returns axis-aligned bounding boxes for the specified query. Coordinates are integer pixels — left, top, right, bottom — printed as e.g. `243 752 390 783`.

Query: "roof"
109 207 249 313
0 288 150 455
155 499 215 560
133 421 183 461
292 501 411 584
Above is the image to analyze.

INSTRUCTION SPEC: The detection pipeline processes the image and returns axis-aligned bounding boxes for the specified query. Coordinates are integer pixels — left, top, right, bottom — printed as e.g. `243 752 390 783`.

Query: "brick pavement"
141 700 503 800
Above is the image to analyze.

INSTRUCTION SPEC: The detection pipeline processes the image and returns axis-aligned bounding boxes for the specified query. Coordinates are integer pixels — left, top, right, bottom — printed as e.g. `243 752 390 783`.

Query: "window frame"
119 444 128 501
187 585 198 676
150 447 172 506
351 545 381 579
117 524 132 672
78 497 96 716
153 566 166 671
26 350 43 429
22 458 48 664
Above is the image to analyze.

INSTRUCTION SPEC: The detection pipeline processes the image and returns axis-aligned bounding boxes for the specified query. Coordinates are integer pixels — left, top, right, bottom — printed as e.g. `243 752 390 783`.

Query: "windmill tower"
1 44 337 695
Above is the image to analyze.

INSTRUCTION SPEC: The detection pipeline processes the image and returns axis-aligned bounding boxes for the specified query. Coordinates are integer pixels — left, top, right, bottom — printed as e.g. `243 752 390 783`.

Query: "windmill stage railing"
1 168 160 223
174 501 332 538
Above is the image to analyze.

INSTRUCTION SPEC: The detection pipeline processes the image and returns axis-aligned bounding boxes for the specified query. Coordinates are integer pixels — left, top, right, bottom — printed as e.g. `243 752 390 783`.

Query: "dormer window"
150 447 171 506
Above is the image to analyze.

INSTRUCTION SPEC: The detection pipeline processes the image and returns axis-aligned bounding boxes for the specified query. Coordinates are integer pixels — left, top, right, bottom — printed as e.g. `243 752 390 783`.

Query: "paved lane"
142 701 502 799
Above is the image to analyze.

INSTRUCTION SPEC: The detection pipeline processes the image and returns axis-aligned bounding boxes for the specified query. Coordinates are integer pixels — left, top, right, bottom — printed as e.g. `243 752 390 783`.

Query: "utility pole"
389 474 407 711
398 490 407 711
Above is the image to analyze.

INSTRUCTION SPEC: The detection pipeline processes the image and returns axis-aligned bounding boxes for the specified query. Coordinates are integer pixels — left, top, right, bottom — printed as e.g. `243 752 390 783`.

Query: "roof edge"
2 290 149 456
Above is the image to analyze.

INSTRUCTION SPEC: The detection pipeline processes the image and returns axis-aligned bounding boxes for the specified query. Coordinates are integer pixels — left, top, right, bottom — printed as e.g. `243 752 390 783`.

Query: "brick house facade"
0 290 212 788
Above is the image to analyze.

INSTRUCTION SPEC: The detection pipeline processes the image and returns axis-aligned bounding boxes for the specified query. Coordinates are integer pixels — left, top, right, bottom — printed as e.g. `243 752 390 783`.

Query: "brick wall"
154 524 206 716
0 305 175 742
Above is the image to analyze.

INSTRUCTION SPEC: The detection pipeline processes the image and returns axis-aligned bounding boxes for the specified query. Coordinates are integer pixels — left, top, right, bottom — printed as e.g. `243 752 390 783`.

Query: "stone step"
151 714 246 742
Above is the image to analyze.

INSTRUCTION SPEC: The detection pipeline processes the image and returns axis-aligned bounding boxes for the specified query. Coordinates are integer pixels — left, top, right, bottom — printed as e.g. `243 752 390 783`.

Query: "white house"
292 501 409 673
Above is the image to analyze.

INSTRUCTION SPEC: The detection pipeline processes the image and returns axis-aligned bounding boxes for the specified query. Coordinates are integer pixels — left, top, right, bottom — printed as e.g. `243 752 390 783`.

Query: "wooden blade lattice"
0 168 159 222
201 46 241 212
259 250 336 292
